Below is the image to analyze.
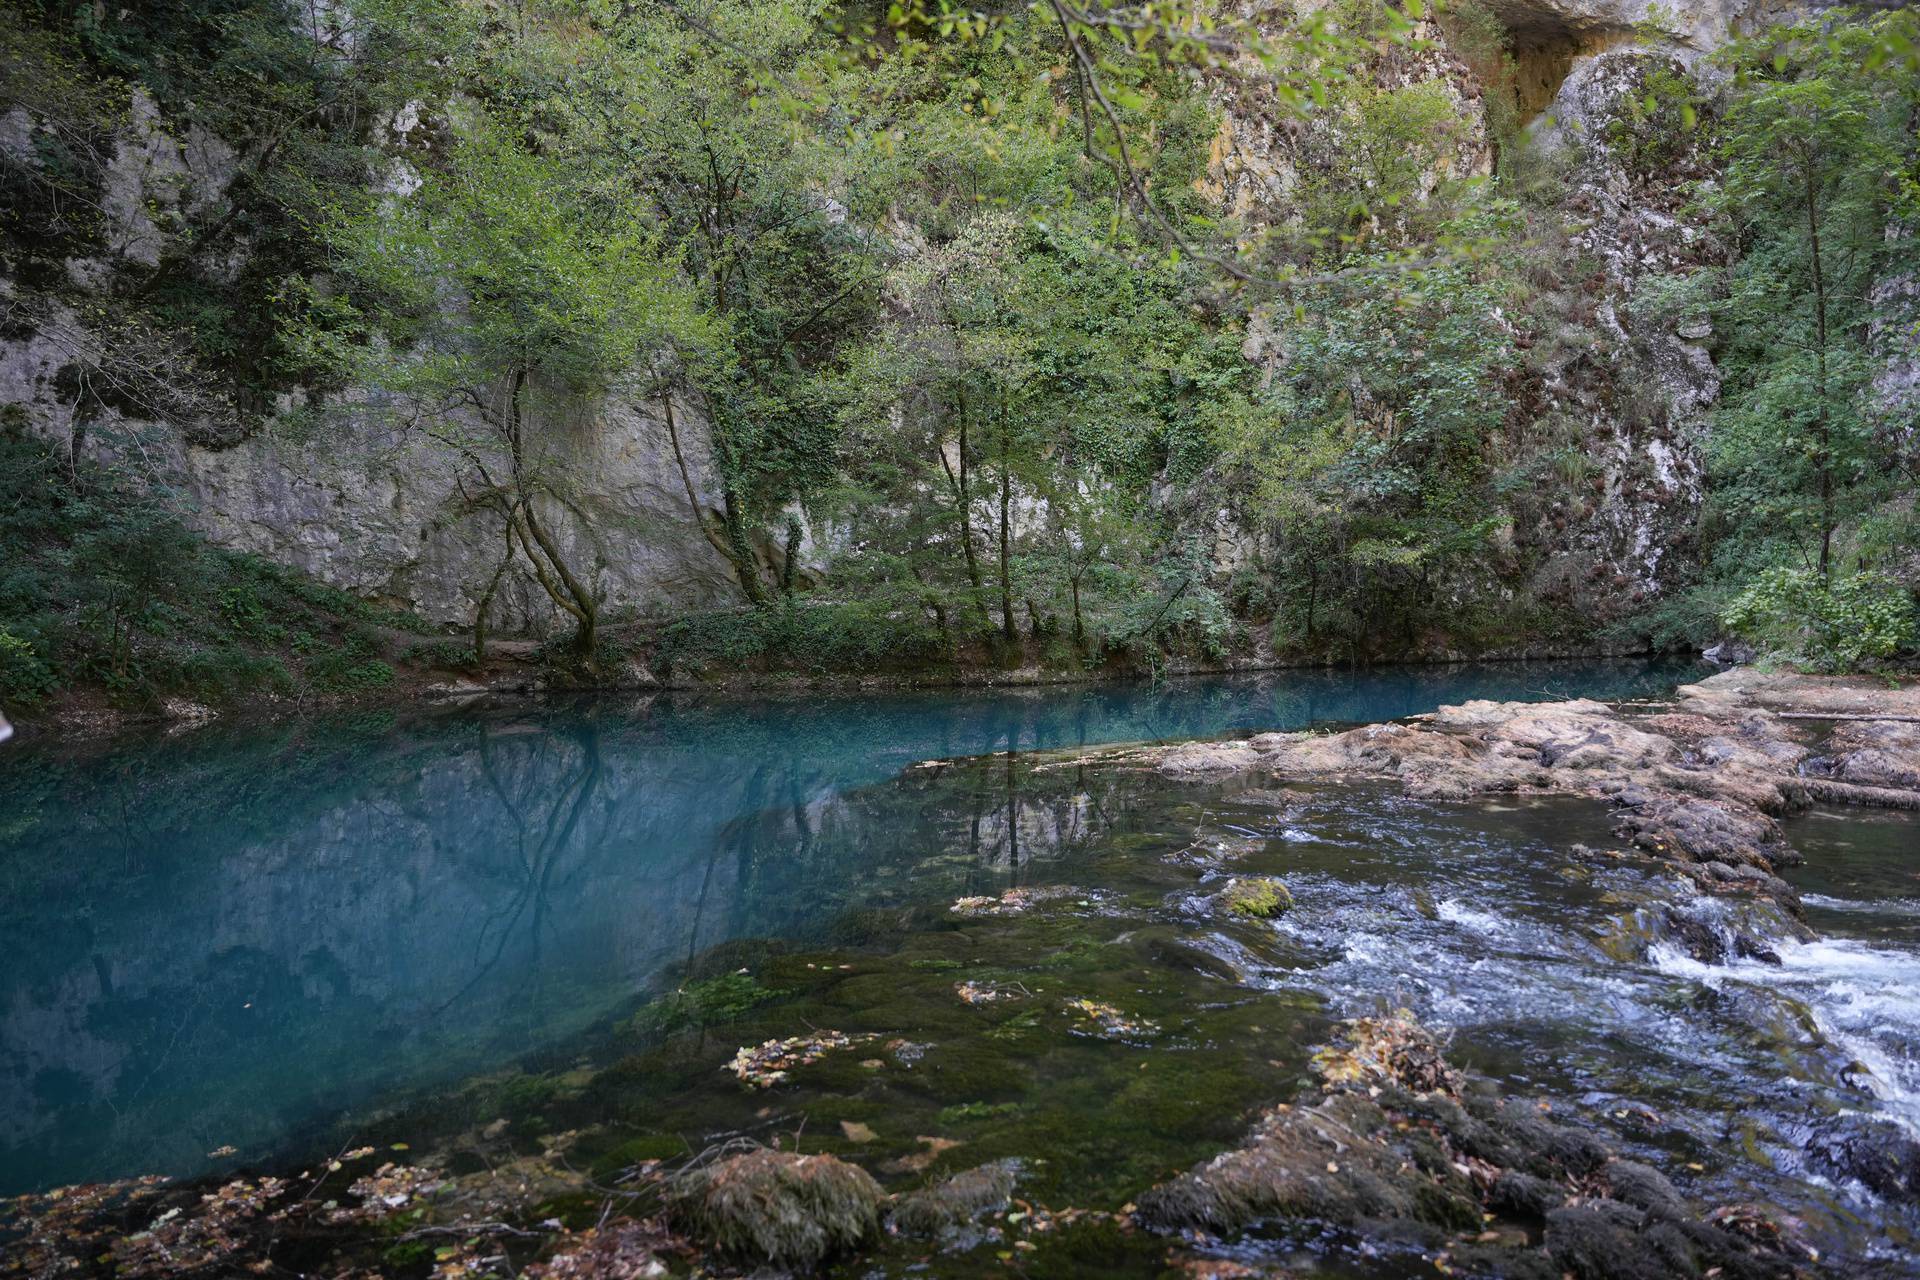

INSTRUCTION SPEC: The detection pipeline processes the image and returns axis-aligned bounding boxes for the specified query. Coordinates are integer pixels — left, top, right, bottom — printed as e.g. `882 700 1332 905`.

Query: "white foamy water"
1651 936 1920 1130
1803 893 1920 918
1436 897 1510 937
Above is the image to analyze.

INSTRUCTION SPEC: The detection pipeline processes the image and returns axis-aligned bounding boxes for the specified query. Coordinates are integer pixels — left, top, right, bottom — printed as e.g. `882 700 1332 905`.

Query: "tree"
300 124 714 660
1219 248 1517 656
1708 12 1919 579
518 0 886 604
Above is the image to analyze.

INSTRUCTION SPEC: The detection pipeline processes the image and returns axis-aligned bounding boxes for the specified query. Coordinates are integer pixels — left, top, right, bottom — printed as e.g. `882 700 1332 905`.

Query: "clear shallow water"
0 659 1704 1196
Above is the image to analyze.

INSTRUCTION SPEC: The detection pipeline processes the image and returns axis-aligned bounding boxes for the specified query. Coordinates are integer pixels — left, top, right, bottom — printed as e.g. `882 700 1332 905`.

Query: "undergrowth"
0 418 435 712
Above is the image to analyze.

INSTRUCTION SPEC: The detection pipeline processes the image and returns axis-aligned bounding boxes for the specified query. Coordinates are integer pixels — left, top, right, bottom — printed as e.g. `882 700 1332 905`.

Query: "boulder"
666 1150 883 1269
1216 877 1293 919
1156 739 1263 779
1806 1113 1920 1202
1139 1014 1801 1280
1812 720 1920 793
888 1159 1020 1240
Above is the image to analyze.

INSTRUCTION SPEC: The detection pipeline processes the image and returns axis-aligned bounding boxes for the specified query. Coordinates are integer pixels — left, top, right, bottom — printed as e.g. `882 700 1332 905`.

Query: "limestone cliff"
1191 0 1859 634
0 2 1896 651
0 87 751 635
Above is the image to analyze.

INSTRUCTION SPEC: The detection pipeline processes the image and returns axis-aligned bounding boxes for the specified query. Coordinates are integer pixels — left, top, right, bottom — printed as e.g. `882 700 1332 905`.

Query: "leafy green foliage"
626 973 789 1041
1602 63 1700 176
1723 568 1917 671
0 421 430 710
1680 8 1920 665
658 603 948 677
8 0 1917 693
1219 242 1523 657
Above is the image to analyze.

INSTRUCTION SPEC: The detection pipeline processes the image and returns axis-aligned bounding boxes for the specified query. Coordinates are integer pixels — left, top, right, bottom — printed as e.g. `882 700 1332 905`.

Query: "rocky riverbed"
1128 668 1920 902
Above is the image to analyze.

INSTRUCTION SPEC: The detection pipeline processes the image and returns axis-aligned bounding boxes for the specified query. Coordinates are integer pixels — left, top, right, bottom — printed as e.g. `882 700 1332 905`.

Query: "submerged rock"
527 1220 676 1278
1156 739 1265 779
949 884 1089 917
666 1149 884 1270
725 1030 873 1089
1805 1113 1920 1202
888 1158 1021 1239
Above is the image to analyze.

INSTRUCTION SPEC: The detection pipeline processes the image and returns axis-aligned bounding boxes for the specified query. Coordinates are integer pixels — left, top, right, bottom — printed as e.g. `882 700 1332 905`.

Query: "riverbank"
1093 668 1920 895
2 634 1689 746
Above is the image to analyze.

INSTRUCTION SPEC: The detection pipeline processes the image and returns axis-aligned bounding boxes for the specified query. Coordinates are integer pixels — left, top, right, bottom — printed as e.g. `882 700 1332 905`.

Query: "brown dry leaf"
839 1121 877 1144
726 1030 874 1089
881 1135 963 1174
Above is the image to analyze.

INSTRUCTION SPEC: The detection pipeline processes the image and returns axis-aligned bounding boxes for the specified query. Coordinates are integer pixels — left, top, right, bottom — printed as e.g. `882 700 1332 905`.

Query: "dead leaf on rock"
726 1030 875 1089
881 1136 963 1174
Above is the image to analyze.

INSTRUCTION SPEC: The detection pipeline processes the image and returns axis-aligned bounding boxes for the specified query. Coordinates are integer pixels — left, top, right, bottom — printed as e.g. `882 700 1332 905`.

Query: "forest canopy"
1 0 1917 708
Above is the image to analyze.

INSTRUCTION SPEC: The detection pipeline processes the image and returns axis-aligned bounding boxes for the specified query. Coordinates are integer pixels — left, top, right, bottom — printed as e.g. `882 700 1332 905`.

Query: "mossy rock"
1218 877 1293 919
889 1159 1020 1238
667 1149 884 1269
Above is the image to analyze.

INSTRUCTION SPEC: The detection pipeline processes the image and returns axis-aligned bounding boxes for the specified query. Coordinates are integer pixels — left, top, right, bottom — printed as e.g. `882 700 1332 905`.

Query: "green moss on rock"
1218 877 1293 919
667 1149 884 1269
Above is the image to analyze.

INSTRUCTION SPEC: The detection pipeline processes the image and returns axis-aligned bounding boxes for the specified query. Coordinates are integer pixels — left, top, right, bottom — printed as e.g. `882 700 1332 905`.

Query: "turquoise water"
0 659 1705 1195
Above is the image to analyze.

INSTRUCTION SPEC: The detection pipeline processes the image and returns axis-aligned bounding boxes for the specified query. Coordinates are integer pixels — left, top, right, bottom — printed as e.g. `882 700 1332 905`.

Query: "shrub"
626 973 787 1041
171 647 294 703
0 423 433 708
1722 568 1917 672
305 652 397 694
659 602 946 675
0 628 57 707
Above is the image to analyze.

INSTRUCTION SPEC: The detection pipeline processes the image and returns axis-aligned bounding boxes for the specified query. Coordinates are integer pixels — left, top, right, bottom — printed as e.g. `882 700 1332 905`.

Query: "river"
2 658 1915 1276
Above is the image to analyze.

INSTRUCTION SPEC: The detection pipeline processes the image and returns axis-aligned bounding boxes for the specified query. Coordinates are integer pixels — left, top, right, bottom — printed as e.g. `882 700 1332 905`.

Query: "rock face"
0 88 751 635
1198 2 1731 625
4 328 750 633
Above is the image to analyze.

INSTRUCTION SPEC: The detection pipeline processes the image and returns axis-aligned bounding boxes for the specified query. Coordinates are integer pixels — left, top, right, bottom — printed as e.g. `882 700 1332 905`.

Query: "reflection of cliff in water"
0 701 1142 1194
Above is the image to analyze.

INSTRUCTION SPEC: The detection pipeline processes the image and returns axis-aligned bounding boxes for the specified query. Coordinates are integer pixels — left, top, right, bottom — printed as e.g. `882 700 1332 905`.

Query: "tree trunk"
781 514 803 596
1805 166 1835 578
909 556 950 641
947 396 990 630
504 368 599 658
1305 558 1319 643
997 414 1016 641
721 488 770 606
664 393 766 605
472 527 516 665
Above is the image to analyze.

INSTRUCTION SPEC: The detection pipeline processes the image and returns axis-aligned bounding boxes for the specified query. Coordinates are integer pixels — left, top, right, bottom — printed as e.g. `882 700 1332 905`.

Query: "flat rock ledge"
1105 670 1920 905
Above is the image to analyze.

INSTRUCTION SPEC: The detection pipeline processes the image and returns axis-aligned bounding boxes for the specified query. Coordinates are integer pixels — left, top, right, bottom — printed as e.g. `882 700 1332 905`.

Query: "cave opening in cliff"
1481 3 1640 122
